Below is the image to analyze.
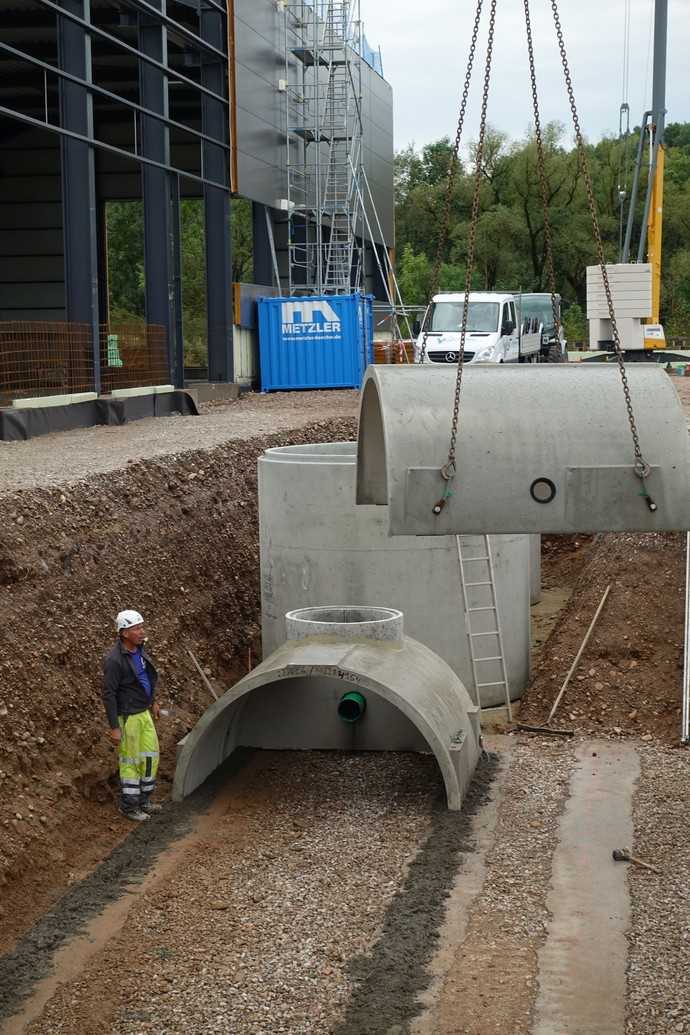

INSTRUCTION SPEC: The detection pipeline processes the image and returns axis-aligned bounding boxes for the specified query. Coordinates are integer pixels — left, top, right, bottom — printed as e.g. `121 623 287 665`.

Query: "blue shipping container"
258 292 374 391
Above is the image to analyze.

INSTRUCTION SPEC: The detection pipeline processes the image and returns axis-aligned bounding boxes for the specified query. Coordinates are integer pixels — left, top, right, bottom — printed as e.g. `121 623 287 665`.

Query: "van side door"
501 302 520 362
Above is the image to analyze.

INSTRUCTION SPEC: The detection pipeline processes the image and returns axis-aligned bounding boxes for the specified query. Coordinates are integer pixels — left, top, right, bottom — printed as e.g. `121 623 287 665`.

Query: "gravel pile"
626 744 690 1035
26 751 440 1035
14 737 689 1035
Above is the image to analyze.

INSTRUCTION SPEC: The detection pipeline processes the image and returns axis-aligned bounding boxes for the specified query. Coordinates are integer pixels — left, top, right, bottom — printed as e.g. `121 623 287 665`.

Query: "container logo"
281 300 342 341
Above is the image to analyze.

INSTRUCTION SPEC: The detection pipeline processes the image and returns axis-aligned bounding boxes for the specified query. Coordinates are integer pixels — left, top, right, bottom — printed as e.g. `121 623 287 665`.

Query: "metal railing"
0 322 169 404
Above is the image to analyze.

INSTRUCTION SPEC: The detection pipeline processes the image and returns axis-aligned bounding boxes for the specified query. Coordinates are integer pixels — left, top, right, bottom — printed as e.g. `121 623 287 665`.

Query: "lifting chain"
418 0 484 365
432 0 655 518
433 0 497 514
550 0 655 504
523 0 560 345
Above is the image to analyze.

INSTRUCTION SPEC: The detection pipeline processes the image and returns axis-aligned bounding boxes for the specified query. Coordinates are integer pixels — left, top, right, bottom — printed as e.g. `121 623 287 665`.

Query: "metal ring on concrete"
356 364 690 535
173 606 481 811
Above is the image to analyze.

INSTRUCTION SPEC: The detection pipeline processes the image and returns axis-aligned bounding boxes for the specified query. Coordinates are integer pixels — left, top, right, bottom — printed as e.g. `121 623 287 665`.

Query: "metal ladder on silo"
457 534 513 721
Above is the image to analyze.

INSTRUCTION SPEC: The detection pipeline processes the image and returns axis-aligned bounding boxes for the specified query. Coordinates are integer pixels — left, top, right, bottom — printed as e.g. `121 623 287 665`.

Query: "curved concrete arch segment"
356 364 690 534
173 635 481 811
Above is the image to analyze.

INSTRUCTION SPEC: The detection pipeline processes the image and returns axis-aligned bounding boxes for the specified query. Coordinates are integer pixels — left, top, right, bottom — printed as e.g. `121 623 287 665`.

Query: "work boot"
141 801 163 814
120 807 150 822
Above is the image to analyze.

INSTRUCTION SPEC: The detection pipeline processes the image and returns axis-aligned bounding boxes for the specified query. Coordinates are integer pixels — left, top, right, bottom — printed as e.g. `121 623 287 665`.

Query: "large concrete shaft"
356 365 690 535
173 606 482 811
259 442 532 706
530 535 542 605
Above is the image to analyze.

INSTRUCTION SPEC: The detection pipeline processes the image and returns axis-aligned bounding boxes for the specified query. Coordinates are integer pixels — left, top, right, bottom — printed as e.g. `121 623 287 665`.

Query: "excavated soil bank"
0 417 356 952
522 532 685 742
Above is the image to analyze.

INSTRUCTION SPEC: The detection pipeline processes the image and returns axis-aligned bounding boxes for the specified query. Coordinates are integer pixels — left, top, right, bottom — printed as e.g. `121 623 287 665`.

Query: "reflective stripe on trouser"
118 710 159 812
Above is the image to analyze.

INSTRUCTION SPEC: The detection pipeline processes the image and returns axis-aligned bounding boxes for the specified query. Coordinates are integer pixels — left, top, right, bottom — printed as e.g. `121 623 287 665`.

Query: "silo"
259 442 531 706
530 535 542 605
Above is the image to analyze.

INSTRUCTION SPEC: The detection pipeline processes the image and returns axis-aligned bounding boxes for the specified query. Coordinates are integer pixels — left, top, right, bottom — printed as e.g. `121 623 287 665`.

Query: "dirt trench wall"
0 417 356 947
521 532 685 741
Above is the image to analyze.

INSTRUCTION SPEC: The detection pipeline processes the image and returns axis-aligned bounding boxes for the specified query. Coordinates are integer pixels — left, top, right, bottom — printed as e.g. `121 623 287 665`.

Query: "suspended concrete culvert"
259 441 532 706
172 606 482 811
356 364 690 535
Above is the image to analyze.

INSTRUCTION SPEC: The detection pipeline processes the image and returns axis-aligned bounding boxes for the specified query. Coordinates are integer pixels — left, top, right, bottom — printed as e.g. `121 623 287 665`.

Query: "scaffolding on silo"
282 0 364 295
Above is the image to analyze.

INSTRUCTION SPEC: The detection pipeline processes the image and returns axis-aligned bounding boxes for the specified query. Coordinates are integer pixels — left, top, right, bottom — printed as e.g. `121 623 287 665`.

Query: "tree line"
105 121 690 358
394 121 690 341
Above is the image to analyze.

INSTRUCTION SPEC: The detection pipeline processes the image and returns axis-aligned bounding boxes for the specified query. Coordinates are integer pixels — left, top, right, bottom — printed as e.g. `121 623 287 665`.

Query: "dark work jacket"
102 640 158 729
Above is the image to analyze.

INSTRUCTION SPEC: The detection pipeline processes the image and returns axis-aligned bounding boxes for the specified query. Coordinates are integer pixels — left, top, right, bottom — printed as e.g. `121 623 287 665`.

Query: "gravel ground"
9 738 689 1035
25 751 440 1035
0 390 359 494
626 744 690 1035
424 735 576 1035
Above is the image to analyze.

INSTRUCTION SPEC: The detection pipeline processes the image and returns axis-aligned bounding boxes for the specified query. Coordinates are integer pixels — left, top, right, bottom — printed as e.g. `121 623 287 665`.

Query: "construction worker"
103 610 161 822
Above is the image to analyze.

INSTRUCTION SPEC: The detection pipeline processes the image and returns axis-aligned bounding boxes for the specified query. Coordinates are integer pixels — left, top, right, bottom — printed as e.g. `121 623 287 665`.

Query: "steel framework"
0 0 233 387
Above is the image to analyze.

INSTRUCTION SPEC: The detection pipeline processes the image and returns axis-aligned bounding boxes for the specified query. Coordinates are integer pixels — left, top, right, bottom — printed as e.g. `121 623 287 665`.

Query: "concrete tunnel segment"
356 364 690 535
173 607 482 811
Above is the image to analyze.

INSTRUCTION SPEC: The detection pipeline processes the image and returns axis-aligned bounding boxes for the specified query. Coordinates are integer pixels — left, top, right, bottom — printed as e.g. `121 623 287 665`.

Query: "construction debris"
612 847 661 874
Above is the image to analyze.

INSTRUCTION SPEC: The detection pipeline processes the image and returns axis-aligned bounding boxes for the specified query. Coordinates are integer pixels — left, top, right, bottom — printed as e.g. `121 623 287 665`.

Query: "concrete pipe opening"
286 605 403 643
173 606 482 811
338 691 367 723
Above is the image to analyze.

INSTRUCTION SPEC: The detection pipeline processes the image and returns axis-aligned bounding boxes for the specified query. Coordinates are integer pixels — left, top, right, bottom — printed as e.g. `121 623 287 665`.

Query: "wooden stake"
547 584 611 724
187 647 219 701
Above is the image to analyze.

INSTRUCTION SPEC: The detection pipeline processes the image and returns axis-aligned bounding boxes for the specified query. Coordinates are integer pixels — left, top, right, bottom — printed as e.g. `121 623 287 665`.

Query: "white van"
413 291 542 364
513 292 568 362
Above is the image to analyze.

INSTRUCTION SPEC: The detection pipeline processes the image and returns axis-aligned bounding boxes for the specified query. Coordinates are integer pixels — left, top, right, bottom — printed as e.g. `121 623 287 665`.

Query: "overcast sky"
362 0 689 154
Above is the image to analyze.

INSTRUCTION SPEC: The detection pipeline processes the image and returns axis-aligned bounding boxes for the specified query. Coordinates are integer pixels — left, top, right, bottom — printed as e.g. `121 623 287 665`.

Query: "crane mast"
646 0 667 329
621 0 667 347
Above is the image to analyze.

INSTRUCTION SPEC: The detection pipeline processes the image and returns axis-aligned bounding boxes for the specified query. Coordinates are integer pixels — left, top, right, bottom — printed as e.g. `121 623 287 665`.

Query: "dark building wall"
232 1 286 210
0 0 393 357
0 125 65 321
361 70 395 248
233 0 394 248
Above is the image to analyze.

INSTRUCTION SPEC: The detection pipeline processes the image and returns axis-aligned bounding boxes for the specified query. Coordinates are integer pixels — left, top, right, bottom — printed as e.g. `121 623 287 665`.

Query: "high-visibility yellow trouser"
118 710 160 810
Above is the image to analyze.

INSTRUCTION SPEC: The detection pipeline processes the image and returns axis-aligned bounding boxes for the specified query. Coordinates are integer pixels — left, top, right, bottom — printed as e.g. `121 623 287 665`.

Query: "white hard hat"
116 609 144 631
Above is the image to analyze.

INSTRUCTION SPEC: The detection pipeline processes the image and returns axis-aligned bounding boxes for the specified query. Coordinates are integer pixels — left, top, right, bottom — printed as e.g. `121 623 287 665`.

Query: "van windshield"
426 301 499 333
517 295 560 333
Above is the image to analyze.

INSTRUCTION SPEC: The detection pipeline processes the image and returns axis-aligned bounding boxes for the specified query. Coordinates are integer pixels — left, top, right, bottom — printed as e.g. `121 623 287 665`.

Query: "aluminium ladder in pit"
457 534 513 720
